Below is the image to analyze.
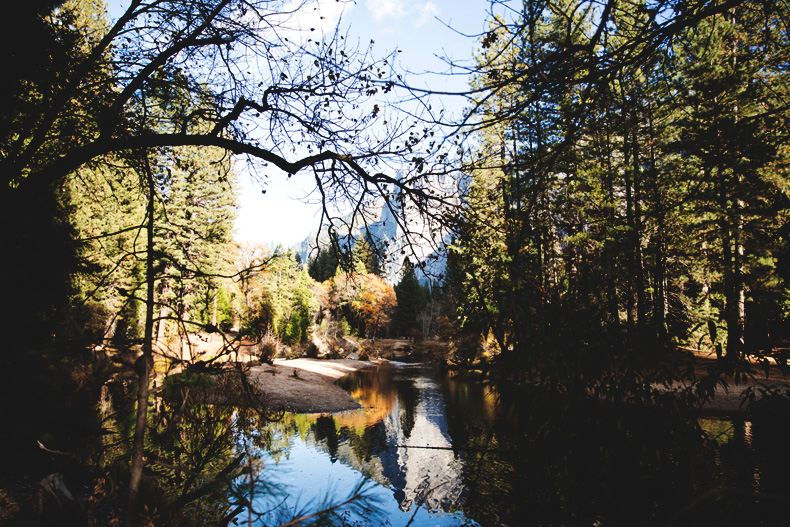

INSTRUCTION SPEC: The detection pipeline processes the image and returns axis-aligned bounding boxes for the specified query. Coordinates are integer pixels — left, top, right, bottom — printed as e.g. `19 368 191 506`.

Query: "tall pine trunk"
647 108 668 339
719 169 745 359
630 106 646 329
126 158 157 525
723 16 747 360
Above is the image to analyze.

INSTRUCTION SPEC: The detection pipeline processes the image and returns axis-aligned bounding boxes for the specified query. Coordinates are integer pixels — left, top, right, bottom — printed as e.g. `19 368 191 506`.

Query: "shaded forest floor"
676 348 790 416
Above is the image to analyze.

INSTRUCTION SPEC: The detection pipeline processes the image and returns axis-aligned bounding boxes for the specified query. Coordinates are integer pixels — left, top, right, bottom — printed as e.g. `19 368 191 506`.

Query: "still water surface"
243 362 790 526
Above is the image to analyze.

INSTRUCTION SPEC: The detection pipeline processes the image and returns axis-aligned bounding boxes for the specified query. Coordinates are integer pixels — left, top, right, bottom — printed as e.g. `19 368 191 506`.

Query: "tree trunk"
647 108 667 339
723 26 746 359
631 106 646 329
624 146 636 328
126 158 157 525
212 286 218 327
720 173 744 359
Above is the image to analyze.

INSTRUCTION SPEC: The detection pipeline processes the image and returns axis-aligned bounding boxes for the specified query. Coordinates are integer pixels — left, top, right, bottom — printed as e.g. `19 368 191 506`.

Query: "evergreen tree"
352 231 382 276
154 143 238 334
308 248 338 283
392 259 427 338
2 0 114 348
667 3 790 358
453 0 790 376
308 232 345 282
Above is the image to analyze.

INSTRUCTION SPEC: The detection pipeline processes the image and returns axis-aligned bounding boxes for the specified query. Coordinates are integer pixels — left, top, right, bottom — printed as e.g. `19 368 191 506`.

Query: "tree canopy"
443 0 790 384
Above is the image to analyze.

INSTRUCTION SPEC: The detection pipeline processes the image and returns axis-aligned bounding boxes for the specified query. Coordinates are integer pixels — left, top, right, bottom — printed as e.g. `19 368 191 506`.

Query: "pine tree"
668 3 790 357
453 0 790 371
391 259 427 338
2 0 114 347
308 232 346 282
352 231 382 276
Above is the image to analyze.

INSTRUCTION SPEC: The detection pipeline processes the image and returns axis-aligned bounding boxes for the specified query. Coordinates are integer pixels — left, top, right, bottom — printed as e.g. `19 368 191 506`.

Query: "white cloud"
415 2 440 26
255 0 353 44
364 0 440 27
286 0 350 34
367 0 405 21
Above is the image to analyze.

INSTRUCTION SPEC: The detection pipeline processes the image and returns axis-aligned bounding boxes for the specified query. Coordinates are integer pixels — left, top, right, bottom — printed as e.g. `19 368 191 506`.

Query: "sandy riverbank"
681 351 790 416
244 353 790 416
247 358 380 413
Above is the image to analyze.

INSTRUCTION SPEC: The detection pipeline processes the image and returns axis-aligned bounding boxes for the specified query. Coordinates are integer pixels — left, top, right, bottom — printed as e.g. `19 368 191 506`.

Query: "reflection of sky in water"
251 434 476 527
243 363 479 526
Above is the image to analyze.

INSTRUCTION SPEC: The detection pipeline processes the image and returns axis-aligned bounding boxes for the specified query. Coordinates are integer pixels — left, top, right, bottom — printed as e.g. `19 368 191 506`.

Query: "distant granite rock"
294 188 449 285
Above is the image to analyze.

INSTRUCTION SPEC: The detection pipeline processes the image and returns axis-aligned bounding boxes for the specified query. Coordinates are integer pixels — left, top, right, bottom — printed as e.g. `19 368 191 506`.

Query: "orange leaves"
349 273 397 336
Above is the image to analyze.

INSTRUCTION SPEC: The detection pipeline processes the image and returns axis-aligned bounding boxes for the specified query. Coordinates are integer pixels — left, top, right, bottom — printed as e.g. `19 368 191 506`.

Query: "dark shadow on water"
326 364 790 526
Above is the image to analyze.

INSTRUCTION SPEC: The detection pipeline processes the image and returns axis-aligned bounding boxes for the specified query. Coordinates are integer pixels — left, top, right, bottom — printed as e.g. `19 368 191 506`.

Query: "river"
239 361 790 526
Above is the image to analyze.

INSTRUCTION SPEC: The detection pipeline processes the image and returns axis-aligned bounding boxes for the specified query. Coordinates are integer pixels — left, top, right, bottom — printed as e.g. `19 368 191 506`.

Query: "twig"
391 444 512 454
37 440 71 456
275 494 361 527
404 481 446 527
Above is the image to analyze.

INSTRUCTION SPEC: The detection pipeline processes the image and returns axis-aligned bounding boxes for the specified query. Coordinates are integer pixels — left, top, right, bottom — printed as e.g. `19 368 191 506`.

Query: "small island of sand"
247 358 380 413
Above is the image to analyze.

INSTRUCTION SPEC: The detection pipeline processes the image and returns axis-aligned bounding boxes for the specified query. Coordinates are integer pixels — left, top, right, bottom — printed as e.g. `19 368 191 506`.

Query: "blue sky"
106 0 491 247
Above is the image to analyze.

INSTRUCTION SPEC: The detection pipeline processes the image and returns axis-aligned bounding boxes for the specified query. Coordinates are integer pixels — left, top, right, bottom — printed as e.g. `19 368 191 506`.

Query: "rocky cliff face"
295 184 450 284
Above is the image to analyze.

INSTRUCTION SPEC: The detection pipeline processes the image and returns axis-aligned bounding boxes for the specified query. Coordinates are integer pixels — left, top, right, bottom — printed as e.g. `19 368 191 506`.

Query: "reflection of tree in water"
145 366 282 524
313 415 340 463
438 376 790 527
438 373 508 523
237 365 790 526
747 419 790 522
146 368 382 526
341 364 397 413
246 370 790 526
440 372 499 452
396 376 421 439
334 365 398 441
350 420 389 463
